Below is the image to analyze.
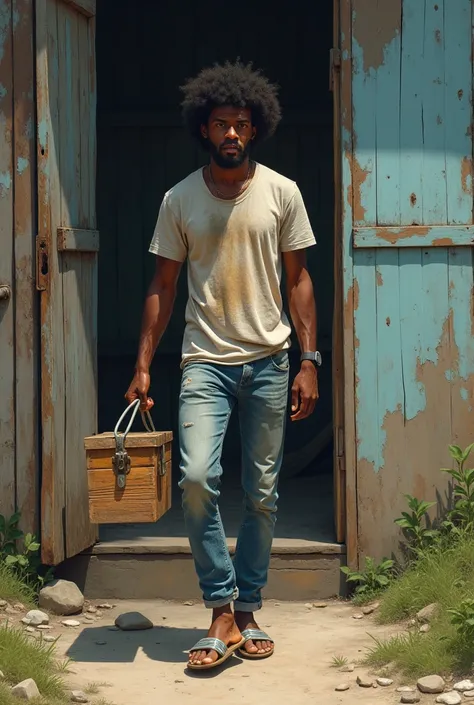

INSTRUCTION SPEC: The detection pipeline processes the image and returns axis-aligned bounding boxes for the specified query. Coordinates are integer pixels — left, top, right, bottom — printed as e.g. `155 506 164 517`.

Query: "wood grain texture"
13 0 39 537
87 443 172 524
351 0 474 562
0 0 15 521
353 225 474 248
85 432 173 450
38 0 98 564
62 0 95 17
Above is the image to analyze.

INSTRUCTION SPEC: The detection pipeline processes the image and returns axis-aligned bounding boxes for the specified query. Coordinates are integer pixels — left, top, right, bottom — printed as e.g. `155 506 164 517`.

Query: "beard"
208 139 252 169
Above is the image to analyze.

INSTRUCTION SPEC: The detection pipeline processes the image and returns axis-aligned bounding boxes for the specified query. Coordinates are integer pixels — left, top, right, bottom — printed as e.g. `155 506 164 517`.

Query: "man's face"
201 106 256 168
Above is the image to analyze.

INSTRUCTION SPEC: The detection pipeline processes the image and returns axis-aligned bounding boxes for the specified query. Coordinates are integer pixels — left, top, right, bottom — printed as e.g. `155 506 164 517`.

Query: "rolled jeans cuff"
203 587 239 609
234 600 262 613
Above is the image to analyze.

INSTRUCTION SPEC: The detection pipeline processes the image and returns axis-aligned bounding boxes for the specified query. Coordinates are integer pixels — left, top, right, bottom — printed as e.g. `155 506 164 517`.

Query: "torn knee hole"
182 422 194 428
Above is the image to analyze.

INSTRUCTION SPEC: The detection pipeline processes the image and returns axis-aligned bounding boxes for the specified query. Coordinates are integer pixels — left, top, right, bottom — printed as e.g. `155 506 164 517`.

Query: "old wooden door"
340 0 474 565
36 0 98 565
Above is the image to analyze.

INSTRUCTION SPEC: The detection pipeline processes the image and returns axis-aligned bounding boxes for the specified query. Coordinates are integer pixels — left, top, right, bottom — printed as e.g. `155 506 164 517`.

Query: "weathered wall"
343 0 474 562
0 0 39 536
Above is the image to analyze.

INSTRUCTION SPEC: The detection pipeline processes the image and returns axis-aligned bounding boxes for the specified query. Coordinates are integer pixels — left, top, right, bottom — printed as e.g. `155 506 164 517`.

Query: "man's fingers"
291 385 300 414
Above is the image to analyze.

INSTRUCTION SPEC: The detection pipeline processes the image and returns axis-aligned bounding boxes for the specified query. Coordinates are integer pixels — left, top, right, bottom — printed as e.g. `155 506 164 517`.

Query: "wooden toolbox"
84 400 173 524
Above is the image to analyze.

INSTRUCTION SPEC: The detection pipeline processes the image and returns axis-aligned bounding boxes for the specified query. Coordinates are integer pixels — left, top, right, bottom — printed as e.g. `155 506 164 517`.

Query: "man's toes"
255 640 265 653
202 649 218 665
245 640 258 653
265 641 273 652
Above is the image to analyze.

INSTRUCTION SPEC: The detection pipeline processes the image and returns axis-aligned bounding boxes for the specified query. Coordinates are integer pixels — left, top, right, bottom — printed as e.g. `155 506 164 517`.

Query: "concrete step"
58 538 347 601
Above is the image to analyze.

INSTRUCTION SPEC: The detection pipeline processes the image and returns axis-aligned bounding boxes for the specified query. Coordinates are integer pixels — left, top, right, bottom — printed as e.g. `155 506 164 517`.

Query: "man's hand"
290 361 319 421
125 369 154 412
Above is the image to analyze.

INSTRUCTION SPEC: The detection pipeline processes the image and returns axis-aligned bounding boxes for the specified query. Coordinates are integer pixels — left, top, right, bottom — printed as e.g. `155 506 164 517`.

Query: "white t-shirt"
149 162 316 367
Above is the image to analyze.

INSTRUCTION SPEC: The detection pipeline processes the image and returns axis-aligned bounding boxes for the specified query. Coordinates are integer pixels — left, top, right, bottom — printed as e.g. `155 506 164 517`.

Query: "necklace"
208 161 253 199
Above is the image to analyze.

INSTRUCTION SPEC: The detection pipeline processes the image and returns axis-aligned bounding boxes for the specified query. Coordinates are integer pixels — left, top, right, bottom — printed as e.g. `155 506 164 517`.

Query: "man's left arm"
283 249 319 421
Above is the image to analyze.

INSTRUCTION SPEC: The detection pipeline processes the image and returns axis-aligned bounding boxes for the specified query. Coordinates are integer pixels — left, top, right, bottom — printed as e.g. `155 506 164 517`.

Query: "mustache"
220 141 242 149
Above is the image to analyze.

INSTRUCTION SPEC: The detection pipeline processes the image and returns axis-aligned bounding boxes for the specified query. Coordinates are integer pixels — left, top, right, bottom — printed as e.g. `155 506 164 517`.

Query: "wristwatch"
300 351 322 367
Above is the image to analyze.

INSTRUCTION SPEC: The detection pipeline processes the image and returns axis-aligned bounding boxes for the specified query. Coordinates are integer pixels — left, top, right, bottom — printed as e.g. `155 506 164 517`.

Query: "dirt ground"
55 599 410 705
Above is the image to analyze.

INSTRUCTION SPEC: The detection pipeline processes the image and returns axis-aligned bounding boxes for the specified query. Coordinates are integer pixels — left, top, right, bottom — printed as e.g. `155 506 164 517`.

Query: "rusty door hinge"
36 236 49 291
329 47 341 92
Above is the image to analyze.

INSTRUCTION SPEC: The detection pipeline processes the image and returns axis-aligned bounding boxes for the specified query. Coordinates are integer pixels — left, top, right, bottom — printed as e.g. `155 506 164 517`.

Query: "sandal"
237 628 275 660
187 636 246 671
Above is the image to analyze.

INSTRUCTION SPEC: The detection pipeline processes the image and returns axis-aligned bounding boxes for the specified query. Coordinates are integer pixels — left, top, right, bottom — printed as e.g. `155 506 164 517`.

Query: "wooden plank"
0 0 15 521
57 227 99 251
61 0 95 17
375 0 402 226
399 0 424 224
422 0 447 223
353 225 474 248
340 0 358 568
351 0 377 227
444 0 472 224
332 0 345 544
87 16 96 227
77 11 89 227
13 0 39 537
37 0 66 565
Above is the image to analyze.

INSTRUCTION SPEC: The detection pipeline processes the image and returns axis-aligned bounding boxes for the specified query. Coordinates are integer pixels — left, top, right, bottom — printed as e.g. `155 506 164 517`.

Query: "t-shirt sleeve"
279 186 317 252
148 193 188 262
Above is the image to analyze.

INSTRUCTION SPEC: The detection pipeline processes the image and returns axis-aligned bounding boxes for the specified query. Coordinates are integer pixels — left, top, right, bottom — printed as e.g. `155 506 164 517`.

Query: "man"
125 61 320 671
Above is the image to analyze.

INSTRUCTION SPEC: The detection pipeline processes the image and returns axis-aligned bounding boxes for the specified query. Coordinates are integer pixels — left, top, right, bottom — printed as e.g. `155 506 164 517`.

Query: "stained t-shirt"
149 162 316 367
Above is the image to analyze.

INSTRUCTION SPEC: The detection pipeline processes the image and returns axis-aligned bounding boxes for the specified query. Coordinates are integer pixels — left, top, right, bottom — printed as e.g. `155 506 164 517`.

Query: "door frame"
332 0 358 569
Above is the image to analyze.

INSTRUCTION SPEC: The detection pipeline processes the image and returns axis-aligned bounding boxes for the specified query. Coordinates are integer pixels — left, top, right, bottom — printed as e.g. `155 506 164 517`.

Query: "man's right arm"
125 255 182 409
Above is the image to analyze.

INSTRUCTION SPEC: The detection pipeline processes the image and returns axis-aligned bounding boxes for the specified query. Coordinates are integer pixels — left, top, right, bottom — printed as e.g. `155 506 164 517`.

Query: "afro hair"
180 60 282 149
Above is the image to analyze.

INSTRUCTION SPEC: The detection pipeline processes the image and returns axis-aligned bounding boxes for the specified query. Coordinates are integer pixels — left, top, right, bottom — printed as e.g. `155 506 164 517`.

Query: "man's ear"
201 124 208 140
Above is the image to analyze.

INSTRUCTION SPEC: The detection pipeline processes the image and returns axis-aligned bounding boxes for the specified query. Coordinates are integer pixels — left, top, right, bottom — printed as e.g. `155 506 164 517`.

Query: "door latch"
0 285 11 301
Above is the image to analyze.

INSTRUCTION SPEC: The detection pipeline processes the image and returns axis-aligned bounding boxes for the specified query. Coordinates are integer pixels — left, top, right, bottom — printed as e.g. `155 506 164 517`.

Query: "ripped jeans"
178 351 289 612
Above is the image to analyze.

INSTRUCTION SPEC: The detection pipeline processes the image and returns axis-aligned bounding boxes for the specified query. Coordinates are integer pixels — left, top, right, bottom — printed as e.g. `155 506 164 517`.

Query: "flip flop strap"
189 637 227 657
241 628 274 644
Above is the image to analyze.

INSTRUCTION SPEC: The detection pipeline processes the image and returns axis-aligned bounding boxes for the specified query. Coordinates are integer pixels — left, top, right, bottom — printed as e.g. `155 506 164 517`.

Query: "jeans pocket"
271 351 290 373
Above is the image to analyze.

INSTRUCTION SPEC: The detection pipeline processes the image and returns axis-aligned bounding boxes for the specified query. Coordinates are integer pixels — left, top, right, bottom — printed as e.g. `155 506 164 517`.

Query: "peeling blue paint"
0 3 10 64
38 118 48 149
461 388 469 401
0 170 12 193
0 83 6 100
17 157 28 175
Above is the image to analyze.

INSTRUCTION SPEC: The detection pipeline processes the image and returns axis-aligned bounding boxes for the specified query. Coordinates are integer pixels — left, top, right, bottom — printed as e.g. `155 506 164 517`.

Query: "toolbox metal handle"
112 399 157 489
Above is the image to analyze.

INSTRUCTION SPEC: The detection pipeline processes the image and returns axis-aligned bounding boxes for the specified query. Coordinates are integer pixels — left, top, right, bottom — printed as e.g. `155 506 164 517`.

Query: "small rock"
97 603 114 609
21 617 31 625
304 603 313 609
377 678 394 686
108 626 119 631
5 606 18 615
95 641 107 646
86 606 97 614
36 625 52 630
61 619 81 627
401 694 420 704
39 580 84 616
25 610 49 627
335 684 350 691
453 680 474 692
408 618 417 628
313 602 327 608
435 692 461 705
464 691 474 698
115 612 153 631
419 624 431 633
362 605 376 615
356 676 374 688
417 603 440 624
43 636 56 643
11 678 40 700
183 601 194 607
417 675 446 694
13 603 25 610
25 626 35 633
84 615 95 622
0 600 7 608
353 613 364 620
95 611 103 618
340 664 355 673
71 691 89 703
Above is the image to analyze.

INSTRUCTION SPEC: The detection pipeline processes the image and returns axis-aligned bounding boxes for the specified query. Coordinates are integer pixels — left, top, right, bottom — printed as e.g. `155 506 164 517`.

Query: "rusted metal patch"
461 156 473 195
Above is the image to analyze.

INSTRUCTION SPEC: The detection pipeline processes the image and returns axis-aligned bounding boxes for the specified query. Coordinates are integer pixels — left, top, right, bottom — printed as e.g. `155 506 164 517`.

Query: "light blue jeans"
178 350 289 612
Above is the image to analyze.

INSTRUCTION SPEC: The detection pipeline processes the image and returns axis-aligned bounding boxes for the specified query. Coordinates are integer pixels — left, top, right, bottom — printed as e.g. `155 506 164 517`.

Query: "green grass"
0 561 35 606
331 655 349 668
362 534 474 678
0 624 67 701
